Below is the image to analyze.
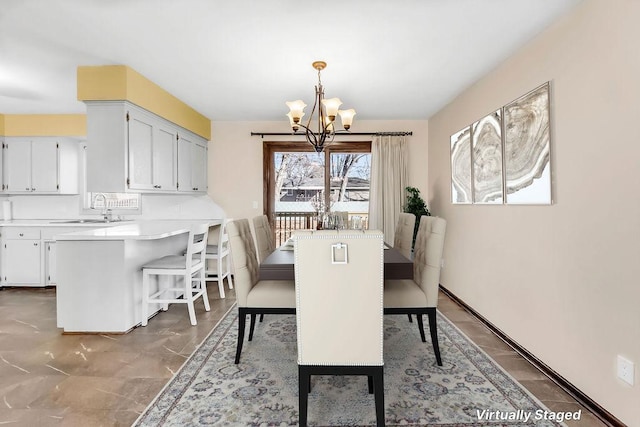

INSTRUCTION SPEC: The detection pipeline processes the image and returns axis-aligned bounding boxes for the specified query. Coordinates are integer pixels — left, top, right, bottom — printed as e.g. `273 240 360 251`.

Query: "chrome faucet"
92 193 111 221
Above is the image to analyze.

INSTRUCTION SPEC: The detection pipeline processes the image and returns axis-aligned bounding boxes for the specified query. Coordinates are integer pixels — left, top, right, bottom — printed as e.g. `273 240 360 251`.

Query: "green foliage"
403 186 430 218
402 186 431 248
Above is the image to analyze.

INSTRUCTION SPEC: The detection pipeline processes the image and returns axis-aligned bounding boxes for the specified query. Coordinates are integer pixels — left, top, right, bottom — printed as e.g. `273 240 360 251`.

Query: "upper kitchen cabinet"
127 107 177 192
0 137 3 191
2 137 79 194
78 66 211 194
85 101 207 194
177 133 207 193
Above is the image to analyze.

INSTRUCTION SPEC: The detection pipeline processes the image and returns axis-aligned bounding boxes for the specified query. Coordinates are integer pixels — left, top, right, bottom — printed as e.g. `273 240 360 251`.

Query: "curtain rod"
250 131 412 138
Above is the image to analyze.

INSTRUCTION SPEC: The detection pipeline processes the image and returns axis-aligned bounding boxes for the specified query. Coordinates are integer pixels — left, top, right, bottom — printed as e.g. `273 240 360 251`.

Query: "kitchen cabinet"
45 242 57 285
178 134 207 192
0 137 4 191
85 101 207 194
0 225 102 288
2 228 41 286
2 137 80 194
127 110 177 191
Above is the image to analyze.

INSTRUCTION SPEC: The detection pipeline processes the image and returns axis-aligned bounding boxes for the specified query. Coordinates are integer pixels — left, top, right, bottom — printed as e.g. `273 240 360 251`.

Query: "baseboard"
439 285 625 427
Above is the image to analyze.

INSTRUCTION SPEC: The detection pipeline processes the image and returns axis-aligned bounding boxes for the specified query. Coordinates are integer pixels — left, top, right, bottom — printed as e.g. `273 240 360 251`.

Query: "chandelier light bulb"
286 112 301 131
324 116 335 133
286 100 307 123
321 97 342 120
338 109 356 130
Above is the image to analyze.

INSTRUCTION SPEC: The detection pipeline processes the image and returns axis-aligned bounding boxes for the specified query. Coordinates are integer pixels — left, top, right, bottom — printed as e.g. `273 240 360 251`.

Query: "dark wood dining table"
259 244 414 281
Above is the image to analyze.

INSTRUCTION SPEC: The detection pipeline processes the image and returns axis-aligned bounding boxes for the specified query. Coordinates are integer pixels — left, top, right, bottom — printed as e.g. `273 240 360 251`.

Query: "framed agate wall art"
450 126 472 204
449 82 552 206
471 109 503 204
503 83 551 204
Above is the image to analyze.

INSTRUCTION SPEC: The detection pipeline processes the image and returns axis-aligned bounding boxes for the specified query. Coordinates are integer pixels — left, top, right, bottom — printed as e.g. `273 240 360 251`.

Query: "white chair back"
217 219 231 255
413 216 447 307
227 219 259 306
252 215 275 263
393 212 416 259
294 230 384 366
186 222 209 268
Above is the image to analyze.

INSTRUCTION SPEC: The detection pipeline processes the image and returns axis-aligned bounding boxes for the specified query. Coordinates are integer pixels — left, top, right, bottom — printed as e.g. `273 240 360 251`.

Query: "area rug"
135 306 562 426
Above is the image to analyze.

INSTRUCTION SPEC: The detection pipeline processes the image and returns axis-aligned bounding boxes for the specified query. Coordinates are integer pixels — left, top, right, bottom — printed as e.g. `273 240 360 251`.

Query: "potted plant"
403 186 431 248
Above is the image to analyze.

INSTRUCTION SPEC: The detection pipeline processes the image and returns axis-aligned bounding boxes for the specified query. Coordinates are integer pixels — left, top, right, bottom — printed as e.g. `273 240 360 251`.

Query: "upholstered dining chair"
393 212 416 260
384 216 447 366
252 214 275 263
141 222 210 326
227 219 295 364
294 230 385 427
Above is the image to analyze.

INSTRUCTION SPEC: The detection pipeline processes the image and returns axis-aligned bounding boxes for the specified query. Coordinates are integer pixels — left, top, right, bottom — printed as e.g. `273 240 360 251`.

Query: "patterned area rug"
135 306 561 426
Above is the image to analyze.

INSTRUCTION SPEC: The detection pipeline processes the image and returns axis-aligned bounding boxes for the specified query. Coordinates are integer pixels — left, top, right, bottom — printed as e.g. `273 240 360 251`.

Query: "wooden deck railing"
273 211 369 246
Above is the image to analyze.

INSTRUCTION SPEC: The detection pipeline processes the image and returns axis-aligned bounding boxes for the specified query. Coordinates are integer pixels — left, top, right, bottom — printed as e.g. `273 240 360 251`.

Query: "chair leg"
141 270 150 326
408 314 413 323
373 368 385 427
248 313 257 341
217 259 226 299
234 310 246 364
298 366 310 427
201 268 210 312
185 273 197 326
416 314 427 342
259 314 264 322
226 256 234 289
159 275 169 311
367 376 374 394
427 309 442 366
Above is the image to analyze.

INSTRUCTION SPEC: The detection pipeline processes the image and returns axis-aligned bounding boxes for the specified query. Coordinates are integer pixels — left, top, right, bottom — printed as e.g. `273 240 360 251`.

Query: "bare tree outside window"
331 153 370 202
266 142 371 245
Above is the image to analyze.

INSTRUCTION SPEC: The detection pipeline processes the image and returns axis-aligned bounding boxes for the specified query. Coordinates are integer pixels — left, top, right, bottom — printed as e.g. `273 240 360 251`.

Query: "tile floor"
0 287 609 426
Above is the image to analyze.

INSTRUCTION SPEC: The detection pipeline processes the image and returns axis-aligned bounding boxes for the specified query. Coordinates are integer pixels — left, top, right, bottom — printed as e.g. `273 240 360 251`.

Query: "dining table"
259 241 414 281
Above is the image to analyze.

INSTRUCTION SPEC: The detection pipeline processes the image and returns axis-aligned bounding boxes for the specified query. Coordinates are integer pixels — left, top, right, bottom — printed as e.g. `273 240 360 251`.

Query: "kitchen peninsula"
55 220 221 333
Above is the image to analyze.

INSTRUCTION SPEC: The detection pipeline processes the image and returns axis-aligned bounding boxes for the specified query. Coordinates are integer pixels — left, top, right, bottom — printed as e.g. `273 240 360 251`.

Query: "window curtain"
368 135 408 244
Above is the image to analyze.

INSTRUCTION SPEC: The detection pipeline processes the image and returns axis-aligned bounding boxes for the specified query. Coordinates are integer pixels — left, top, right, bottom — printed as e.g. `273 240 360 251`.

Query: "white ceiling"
0 0 582 122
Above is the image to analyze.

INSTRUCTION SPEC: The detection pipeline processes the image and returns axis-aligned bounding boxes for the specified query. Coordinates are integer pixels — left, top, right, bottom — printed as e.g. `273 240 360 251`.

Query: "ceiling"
0 0 582 122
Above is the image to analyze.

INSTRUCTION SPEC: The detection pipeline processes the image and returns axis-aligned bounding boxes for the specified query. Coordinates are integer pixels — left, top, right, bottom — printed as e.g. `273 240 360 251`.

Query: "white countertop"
0 219 129 227
54 219 221 241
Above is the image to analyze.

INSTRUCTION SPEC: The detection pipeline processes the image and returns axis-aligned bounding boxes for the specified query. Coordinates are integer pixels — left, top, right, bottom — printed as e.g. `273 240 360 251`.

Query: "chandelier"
286 61 356 153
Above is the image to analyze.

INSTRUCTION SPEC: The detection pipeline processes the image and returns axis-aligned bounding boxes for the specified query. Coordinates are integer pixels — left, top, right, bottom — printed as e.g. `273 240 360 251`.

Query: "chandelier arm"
294 122 319 145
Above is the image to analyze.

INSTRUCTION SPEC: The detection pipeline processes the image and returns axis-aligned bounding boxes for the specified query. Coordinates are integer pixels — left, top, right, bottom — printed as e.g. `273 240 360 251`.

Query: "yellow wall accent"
0 114 86 136
77 65 211 140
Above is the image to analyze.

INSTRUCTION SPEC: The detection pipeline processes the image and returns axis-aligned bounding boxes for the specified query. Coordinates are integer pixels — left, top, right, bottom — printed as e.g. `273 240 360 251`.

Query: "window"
264 141 371 244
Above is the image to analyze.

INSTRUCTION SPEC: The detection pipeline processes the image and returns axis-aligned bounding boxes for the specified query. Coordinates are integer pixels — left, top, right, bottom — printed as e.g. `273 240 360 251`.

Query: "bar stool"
141 223 210 326
205 219 234 299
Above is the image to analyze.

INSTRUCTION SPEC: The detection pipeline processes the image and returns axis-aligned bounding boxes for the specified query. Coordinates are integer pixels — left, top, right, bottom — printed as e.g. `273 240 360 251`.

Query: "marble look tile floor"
0 287 608 426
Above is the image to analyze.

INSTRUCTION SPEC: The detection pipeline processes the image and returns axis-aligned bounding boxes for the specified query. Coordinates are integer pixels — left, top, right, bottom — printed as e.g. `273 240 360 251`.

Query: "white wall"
208 119 429 220
428 0 639 424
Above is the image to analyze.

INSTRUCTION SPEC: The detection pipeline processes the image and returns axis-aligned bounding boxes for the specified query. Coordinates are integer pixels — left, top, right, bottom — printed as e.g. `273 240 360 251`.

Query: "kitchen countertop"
54 219 221 241
0 219 130 227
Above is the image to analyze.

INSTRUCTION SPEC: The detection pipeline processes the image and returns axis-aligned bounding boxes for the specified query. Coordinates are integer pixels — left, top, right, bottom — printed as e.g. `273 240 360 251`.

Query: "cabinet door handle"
34 242 38 246
25 187 30 191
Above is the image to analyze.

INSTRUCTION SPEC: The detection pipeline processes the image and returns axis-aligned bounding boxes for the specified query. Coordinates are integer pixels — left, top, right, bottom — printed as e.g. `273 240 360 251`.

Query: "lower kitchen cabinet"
0 226 87 288
2 228 42 286
45 241 57 285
